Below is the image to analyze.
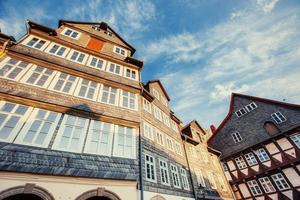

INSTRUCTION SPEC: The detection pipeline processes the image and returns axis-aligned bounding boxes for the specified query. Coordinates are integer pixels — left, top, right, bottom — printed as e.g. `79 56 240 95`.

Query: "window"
271 111 286 124
153 105 162 121
25 36 48 50
222 162 228 171
0 57 32 81
87 56 106 70
104 31 113 37
196 169 206 187
49 72 79 94
171 120 179 132
244 152 258 166
235 156 247 169
75 79 99 101
163 113 170 127
84 120 114 156
180 168 190 190
107 62 122 75
259 177 276 193
247 180 263 196
62 28 80 39
161 96 168 107
174 142 183 156
125 68 137 80
271 173 290 190
21 65 56 88
232 132 243 143
113 46 127 56
208 172 217 189
235 108 247 117
46 43 69 57
152 89 160 100
166 136 174 151
15 108 61 147
143 121 154 140
0 101 33 142
254 148 270 162
121 90 137 110
113 125 136 159
99 85 118 105
290 133 300 148
92 25 101 31
52 114 89 153
67 50 87 64
190 146 197 158
142 98 152 113
245 102 258 112
145 154 156 182
156 129 164 146
159 160 170 185
170 164 181 188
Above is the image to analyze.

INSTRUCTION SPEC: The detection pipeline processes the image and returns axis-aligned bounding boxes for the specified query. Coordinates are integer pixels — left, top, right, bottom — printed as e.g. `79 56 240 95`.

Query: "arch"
264 121 280 135
75 188 121 200
0 183 54 200
150 195 166 200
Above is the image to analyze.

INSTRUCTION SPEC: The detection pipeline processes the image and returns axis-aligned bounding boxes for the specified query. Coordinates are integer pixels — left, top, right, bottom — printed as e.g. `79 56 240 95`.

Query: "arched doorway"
75 188 121 200
0 184 54 200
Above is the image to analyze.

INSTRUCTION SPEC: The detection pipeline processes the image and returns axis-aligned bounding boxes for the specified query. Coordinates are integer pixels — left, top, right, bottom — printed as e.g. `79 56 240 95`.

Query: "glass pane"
15 105 28 115
2 103 15 112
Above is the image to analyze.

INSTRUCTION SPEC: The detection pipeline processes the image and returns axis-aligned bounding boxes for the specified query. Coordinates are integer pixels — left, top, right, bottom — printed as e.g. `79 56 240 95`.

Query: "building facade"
208 93 300 200
0 19 234 200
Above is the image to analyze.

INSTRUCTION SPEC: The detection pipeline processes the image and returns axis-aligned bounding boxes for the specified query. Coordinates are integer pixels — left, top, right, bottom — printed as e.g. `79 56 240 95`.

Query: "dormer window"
271 111 286 124
104 31 113 36
235 108 247 117
232 132 243 143
92 25 101 31
113 46 127 57
62 28 80 39
245 102 258 112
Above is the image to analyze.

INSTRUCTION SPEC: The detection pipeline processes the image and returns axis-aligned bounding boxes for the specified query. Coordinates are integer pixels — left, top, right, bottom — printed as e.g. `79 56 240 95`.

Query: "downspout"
139 82 144 200
182 134 198 200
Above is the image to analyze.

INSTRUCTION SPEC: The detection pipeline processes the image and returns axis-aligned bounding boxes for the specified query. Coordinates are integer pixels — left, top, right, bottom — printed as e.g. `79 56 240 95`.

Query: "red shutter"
86 38 104 52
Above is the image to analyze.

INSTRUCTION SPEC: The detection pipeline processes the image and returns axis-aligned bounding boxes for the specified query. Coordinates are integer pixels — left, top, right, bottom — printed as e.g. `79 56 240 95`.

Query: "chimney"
210 125 216 134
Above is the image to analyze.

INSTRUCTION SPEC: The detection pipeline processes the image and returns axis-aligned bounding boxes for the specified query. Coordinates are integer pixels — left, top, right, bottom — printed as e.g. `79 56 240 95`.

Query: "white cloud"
145 1 300 128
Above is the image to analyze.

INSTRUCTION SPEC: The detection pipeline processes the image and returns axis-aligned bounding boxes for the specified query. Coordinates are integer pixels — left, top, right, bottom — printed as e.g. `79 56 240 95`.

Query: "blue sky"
0 0 300 128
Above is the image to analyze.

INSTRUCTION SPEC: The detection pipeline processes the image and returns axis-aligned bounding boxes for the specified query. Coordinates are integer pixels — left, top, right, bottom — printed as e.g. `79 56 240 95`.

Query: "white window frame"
155 129 165 146
153 105 162 121
62 27 81 39
244 152 258 166
67 49 88 65
48 72 79 95
163 112 171 127
152 89 160 100
120 90 138 110
271 173 290 191
83 120 114 156
190 146 197 158
15 108 61 148
259 177 276 193
0 101 33 142
290 133 300 149
170 164 181 188
159 159 170 186
145 154 156 182
161 96 168 107
180 167 190 190
235 108 247 117
21 65 57 88
208 172 217 189
232 132 243 143
107 62 123 76
142 98 152 114
124 67 138 81
143 121 154 141
86 56 106 71
113 45 127 57
0 56 33 81
45 42 70 58
196 169 206 187
171 120 179 132
74 78 100 101
255 148 270 162
245 102 258 112
247 180 263 196
98 85 119 106
174 142 183 156
235 156 247 169
52 114 89 153
271 111 287 124
22 35 50 51
113 125 136 159
166 136 174 152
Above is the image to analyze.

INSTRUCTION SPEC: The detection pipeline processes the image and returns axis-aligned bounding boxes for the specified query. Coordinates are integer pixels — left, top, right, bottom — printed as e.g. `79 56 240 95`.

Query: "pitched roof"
144 80 170 101
207 93 300 144
58 20 136 54
181 119 206 134
0 32 16 42
27 20 57 36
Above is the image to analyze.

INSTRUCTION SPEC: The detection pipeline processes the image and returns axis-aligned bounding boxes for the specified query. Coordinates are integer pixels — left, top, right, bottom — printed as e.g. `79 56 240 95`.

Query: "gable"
146 80 170 101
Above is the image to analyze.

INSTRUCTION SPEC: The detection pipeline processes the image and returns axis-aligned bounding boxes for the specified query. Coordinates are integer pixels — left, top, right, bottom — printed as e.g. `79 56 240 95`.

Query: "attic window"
245 102 258 112
235 108 247 117
104 31 113 36
113 46 127 56
92 25 101 31
62 28 80 39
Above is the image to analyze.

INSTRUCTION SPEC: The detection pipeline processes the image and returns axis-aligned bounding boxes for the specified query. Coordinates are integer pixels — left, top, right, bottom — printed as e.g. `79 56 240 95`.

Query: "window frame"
159 159 170 186
143 121 154 141
62 27 81 40
98 85 120 106
290 133 300 149
155 129 165 146
196 169 206 187
232 132 243 143
258 177 276 193
45 42 70 58
112 125 136 159
271 173 290 191
152 89 160 100
124 67 138 81
120 90 138 110
0 56 33 81
113 45 127 57
245 102 258 112
254 148 270 162
271 111 287 124
66 49 88 65
23 35 50 51
74 78 100 101
234 156 247 169
244 152 258 166
142 98 152 114
235 108 247 117
170 164 181 188
48 72 79 95
86 56 106 71
145 154 157 183
106 62 123 76
153 105 162 121
180 167 190 190
247 180 263 196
